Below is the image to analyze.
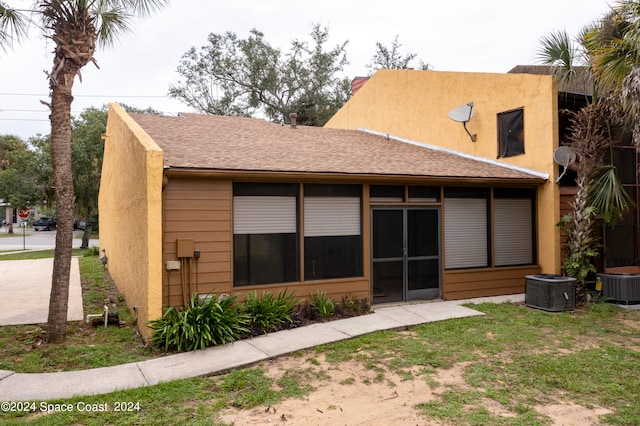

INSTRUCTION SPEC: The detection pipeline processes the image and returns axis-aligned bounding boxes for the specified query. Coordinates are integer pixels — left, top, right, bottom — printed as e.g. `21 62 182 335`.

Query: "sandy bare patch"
535 402 612 425
219 355 614 425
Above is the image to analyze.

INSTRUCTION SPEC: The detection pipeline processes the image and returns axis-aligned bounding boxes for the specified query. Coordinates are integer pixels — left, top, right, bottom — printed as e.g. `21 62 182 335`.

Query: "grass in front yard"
0 248 87 260
0 254 161 373
1 302 638 425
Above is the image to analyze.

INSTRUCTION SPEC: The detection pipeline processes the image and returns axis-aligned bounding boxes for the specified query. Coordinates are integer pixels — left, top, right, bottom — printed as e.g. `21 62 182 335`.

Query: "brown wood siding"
443 265 541 300
229 278 370 305
163 178 233 306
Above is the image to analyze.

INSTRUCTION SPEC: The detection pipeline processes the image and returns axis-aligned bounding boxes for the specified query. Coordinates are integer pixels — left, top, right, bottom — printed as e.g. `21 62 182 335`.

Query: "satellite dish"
553 146 577 183
448 102 476 142
448 102 475 122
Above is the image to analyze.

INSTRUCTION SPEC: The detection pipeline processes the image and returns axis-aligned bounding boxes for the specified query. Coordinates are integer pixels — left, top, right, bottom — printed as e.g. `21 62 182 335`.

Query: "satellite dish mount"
448 102 476 142
553 146 577 183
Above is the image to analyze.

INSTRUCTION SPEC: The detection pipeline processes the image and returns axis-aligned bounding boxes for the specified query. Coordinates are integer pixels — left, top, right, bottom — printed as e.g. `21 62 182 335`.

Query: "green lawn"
1 301 638 425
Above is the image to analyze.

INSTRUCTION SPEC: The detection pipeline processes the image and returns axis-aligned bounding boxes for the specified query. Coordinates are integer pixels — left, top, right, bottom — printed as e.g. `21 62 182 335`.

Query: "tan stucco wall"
99 103 164 339
326 69 561 274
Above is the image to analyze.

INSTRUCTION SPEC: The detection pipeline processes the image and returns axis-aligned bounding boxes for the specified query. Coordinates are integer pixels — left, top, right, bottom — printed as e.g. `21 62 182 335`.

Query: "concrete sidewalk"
0 294 524 401
0 258 84 326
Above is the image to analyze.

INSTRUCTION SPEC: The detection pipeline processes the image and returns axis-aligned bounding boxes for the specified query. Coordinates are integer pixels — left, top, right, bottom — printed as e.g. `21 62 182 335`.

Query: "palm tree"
586 1 640 149
537 27 632 295
0 1 168 343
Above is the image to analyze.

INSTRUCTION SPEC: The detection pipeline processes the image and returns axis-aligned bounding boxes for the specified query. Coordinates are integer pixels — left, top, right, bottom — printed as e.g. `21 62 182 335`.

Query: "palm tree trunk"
46 70 76 343
568 174 596 295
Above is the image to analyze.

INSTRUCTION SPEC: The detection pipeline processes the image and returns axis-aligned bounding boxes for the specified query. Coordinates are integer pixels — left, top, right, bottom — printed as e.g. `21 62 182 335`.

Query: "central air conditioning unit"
525 274 576 312
597 273 640 305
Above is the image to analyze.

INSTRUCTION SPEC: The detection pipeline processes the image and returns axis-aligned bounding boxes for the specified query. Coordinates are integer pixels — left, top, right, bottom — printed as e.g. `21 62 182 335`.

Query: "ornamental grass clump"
243 289 300 335
310 290 335 319
149 293 250 352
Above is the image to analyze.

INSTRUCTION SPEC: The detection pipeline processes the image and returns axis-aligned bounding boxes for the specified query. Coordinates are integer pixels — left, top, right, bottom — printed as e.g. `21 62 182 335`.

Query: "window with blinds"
493 197 534 266
444 197 489 269
443 187 535 270
303 185 362 280
233 183 299 286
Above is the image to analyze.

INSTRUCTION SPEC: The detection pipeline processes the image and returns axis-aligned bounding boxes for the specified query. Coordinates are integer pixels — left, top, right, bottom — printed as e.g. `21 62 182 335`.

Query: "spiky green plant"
310 290 335 319
589 164 635 225
149 293 249 352
243 289 300 334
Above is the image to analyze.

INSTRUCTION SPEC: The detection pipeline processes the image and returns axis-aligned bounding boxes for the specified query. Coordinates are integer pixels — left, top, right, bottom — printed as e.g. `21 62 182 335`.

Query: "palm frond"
91 0 168 47
110 0 169 17
589 164 635 225
536 30 583 86
0 3 29 50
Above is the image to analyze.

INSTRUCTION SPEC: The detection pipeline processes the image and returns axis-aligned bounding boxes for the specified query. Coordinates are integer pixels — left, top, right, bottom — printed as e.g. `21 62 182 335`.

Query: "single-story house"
100 91 551 337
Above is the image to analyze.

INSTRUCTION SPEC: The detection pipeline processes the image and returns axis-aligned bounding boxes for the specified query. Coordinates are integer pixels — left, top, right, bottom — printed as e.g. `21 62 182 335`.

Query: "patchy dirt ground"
220 354 612 426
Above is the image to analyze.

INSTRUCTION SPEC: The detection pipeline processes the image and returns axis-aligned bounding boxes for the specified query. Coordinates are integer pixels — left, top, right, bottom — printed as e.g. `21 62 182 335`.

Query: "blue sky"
0 0 613 139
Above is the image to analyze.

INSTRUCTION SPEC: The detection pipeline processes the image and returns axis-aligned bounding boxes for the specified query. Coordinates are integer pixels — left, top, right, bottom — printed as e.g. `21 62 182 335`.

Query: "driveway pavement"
0 258 84 325
0 230 96 326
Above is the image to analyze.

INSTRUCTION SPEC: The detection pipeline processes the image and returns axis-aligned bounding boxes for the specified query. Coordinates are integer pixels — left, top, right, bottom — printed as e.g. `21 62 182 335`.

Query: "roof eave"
163 167 546 186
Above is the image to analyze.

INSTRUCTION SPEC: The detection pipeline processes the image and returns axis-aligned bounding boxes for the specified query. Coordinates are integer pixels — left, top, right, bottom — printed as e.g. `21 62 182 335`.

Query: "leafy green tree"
0 135 43 233
71 104 159 248
0 0 168 343
366 35 430 75
169 24 351 127
72 107 105 248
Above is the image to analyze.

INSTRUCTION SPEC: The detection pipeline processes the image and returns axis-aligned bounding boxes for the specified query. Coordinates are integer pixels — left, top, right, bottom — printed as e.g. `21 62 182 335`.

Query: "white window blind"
444 198 488 269
304 197 360 237
493 198 533 266
233 196 296 234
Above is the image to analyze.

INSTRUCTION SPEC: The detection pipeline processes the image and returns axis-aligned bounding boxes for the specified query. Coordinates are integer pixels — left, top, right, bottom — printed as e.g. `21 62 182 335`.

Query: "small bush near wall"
149 291 372 353
244 290 300 336
310 291 335 318
149 293 250 351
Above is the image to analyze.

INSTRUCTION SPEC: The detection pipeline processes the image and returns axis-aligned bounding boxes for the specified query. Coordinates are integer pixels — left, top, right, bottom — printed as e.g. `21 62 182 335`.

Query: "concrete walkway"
0 294 524 401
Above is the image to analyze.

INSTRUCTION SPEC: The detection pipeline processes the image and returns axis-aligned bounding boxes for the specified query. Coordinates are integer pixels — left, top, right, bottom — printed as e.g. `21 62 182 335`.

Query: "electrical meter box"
176 239 195 258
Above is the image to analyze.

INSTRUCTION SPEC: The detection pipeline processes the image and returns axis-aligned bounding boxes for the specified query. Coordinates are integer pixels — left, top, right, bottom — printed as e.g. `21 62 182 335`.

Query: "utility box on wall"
176 239 195 258
525 274 576 312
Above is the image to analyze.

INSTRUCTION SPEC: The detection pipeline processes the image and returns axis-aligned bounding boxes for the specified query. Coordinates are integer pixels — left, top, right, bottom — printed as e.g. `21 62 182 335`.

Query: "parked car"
33 217 56 231
73 219 86 230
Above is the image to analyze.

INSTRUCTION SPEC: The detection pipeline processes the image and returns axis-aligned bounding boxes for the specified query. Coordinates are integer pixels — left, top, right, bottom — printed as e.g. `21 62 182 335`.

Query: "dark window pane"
408 186 440 202
444 187 490 198
408 259 440 291
304 184 361 197
234 233 298 286
372 261 403 303
372 210 404 259
233 182 299 196
498 108 524 158
304 236 362 280
370 185 405 202
407 209 439 257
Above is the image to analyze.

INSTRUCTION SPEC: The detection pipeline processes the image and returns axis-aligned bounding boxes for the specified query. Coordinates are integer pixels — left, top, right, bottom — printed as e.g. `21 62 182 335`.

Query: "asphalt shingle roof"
129 112 544 181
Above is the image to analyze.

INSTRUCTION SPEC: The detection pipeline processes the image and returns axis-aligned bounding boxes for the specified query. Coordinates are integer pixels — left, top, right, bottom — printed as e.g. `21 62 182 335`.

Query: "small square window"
497 108 524 158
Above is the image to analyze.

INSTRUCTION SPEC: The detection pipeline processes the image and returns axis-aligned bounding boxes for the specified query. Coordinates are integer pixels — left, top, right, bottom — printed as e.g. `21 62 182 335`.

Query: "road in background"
0 230 99 252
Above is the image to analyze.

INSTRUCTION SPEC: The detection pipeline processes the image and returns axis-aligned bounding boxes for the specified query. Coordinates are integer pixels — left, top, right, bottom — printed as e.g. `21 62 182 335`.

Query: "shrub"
149 293 250 352
310 290 335 319
83 246 100 257
336 295 371 317
244 290 300 335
